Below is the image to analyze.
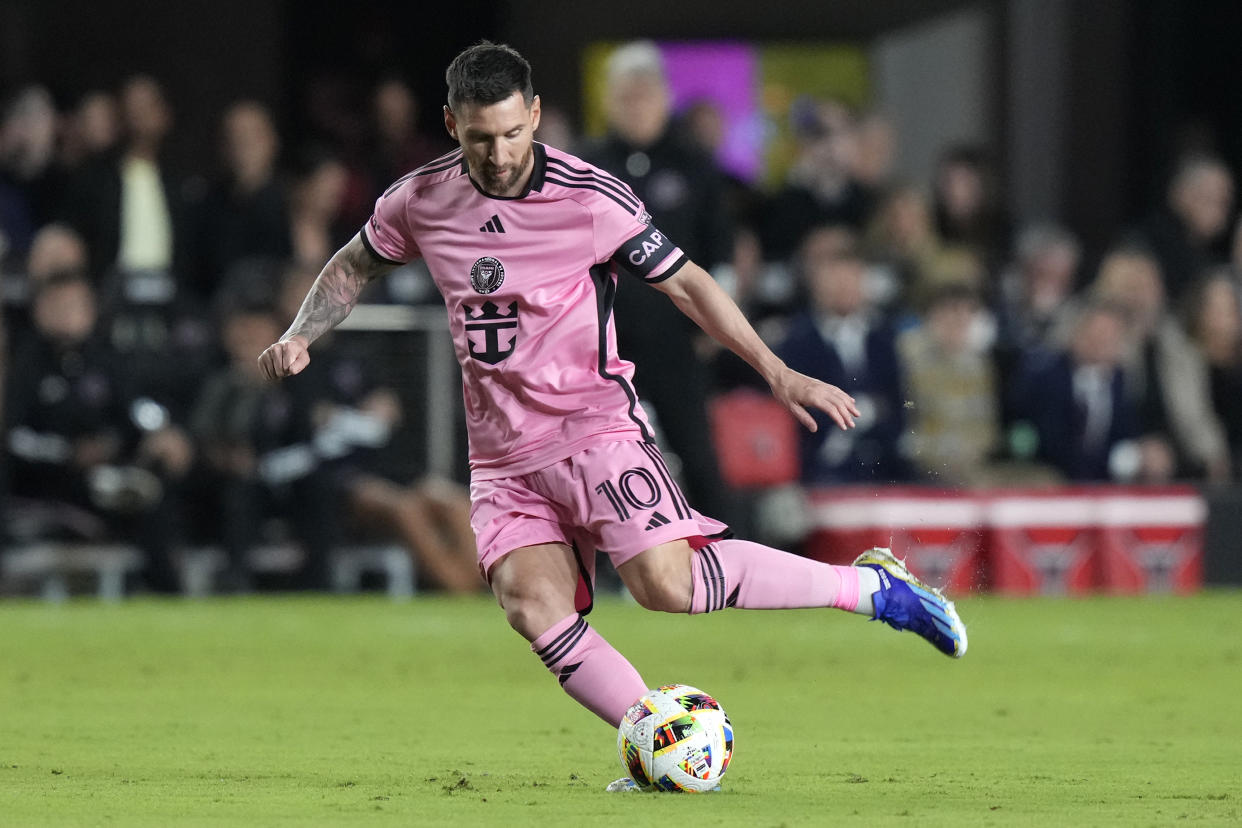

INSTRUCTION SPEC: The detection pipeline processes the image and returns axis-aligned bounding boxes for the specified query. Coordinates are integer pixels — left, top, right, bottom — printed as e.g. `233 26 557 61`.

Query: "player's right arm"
258 233 398 380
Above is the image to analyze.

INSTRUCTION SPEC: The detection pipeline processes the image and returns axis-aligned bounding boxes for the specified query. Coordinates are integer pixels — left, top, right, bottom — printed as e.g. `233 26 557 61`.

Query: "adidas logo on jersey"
644 512 672 530
479 214 506 233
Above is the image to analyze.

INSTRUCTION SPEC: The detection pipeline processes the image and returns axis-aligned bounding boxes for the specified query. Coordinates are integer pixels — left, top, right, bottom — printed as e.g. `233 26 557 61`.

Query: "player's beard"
478 145 533 196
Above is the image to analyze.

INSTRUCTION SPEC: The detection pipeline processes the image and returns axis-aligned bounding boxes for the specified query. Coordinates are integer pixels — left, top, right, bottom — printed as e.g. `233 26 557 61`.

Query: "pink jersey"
361 143 688 480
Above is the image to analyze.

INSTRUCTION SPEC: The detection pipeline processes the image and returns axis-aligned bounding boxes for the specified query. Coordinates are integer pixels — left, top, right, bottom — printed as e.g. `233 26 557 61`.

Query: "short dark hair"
445 41 533 110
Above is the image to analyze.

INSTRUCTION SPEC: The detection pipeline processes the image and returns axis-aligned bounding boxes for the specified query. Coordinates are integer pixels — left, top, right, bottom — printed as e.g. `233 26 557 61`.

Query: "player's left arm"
258 233 397 380
654 261 859 432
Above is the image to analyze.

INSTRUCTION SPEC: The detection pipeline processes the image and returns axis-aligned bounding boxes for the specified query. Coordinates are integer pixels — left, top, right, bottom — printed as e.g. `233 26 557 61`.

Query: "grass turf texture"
1 592 1239 826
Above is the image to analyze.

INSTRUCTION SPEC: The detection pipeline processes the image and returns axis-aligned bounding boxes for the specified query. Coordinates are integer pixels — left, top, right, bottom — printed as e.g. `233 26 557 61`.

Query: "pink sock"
531 613 649 726
690 539 861 613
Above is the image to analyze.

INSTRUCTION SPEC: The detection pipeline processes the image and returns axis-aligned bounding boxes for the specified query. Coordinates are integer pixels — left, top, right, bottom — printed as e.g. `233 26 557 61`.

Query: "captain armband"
613 226 688 283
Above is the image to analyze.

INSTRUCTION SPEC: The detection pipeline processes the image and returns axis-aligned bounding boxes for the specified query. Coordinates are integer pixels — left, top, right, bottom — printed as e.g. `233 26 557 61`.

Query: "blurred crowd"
3 40 1241 593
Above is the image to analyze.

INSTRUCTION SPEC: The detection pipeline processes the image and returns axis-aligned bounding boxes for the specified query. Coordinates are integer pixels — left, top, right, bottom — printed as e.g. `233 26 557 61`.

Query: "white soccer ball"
616 684 733 792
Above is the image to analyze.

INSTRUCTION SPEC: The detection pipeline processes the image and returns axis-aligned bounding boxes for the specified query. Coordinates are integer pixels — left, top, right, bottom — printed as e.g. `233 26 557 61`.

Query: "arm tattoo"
283 236 390 344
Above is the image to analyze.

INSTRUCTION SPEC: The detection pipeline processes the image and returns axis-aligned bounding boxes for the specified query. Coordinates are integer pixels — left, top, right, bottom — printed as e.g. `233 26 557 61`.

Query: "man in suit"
1012 301 1137 481
778 251 908 484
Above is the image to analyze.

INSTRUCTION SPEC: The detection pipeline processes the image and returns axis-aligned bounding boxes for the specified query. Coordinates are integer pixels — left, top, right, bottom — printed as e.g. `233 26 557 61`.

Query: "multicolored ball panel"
616 684 733 793
620 736 651 787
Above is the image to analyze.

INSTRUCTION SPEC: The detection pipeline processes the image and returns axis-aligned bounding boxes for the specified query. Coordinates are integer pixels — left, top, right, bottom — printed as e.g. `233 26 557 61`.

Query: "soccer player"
259 42 967 789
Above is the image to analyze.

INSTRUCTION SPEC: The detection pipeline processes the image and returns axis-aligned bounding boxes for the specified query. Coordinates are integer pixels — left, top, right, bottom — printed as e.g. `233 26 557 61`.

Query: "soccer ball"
616 684 733 792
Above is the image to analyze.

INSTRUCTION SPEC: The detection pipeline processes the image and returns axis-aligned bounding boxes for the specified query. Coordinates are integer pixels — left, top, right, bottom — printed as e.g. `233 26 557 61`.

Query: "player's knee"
630 577 693 613
619 542 694 613
496 585 572 641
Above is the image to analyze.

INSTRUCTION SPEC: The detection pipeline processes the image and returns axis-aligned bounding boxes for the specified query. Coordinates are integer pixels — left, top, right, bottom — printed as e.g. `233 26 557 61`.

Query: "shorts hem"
605 518 721 570
478 526 570 582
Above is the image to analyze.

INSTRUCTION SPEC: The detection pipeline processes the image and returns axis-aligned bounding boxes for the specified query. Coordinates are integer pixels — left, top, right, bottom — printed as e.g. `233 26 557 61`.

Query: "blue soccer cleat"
853 547 968 658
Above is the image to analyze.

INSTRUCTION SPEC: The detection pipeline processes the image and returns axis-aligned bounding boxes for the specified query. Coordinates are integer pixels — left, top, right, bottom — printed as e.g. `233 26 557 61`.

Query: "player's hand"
769 367 860 432
257 335 311 381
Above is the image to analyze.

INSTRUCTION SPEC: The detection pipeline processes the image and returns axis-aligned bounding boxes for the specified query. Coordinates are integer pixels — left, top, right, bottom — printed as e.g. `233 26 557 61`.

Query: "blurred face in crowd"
852 113 896 187
120 76 171 150
27 224 89 283
882 187 934 250
795 101 857 183
33 279 97 345
67 92 119 160
685 99 725 155
1072 306 1127 369
445 90 541 198
76 92 120 154
729 226 763 288
294 156 348 219
808 256 866 317
0 85 57 176
822 104 858 170
1023 238 1079 312
534 105 574 151
936 159 985 222
606 70 670 148
1171 161 1233 242
1193 274 1242 355
223 102 279 187
375 79 416 143
1094 251 1165 338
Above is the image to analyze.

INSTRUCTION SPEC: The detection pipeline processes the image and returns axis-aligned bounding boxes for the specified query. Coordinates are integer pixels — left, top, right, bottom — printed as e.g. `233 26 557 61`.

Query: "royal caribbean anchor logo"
464 300 519 364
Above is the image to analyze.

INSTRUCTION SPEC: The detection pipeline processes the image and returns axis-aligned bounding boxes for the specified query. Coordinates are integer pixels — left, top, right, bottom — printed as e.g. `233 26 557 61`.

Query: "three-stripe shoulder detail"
543 157 642 214
381 149 465 197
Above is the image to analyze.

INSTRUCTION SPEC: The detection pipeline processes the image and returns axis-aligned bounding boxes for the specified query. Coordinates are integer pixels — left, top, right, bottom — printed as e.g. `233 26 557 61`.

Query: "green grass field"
2 591 1240 826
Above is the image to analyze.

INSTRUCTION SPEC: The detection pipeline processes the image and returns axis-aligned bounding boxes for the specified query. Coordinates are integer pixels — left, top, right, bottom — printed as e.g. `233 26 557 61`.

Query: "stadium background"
3 3 1242 825
3 0 1242 591
9 0 1242 241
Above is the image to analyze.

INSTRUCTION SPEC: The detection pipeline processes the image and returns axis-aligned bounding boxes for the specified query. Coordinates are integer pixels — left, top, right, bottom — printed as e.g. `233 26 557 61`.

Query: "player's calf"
530 612 649 725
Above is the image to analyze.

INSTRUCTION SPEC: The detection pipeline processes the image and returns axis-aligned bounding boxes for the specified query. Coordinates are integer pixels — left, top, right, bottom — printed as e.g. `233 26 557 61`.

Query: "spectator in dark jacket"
1010 301 1138 482
186 101 291 300
761 97 870 261
778 251 908 484
1136 154 1233 303
59 76 189 288
4 271 182 590
189 299 340 590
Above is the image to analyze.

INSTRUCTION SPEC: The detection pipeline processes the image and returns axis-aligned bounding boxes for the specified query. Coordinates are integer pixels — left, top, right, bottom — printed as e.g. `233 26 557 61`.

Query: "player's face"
446 91 542 197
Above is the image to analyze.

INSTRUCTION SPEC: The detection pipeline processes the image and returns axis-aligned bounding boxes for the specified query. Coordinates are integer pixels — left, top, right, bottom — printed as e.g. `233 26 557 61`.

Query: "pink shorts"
469 440 728 610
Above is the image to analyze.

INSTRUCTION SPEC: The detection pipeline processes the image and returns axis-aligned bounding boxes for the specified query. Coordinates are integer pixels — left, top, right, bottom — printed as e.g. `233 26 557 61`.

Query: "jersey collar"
467 142 547 200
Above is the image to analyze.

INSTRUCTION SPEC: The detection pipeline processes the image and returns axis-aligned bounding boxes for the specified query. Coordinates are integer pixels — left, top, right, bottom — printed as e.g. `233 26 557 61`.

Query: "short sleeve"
360 179 419 265
593 194 688 284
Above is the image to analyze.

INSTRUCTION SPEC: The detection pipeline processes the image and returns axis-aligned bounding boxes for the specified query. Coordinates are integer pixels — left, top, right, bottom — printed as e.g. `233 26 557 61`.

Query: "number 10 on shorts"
595 467 663 522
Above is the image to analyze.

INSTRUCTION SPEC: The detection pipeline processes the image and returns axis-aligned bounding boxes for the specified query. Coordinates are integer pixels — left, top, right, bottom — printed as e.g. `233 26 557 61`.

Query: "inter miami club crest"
470 256 505 294
464 300 518 364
